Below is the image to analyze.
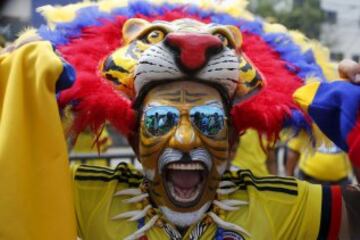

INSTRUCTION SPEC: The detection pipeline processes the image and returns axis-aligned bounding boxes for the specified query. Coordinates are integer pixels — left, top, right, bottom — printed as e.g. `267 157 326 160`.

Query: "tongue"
168 170 201 189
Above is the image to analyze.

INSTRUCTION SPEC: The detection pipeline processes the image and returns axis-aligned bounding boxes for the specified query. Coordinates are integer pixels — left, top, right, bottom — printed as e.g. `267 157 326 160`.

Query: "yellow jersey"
287 137 351 181
232 129 270 176
72 163 340 240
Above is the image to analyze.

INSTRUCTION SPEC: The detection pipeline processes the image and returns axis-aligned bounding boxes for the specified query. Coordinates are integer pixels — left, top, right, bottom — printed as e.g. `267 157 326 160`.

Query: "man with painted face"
1 1 360 240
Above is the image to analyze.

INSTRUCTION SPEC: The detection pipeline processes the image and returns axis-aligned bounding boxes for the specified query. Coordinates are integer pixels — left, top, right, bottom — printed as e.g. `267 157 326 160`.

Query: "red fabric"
327 186 342 240
347 115 360 167
166 32 222 71
231 33 304 140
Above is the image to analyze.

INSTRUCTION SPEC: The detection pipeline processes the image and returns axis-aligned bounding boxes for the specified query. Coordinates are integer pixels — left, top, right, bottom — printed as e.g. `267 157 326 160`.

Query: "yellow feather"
264 22 339 82
37 2 94 28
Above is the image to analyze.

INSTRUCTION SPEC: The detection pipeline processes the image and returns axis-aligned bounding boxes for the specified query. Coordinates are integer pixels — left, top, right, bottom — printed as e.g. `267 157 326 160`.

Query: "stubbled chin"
159 202 211 227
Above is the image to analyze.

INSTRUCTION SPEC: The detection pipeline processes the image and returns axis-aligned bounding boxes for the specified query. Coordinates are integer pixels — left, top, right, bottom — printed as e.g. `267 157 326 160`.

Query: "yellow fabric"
293 82 320 113
288 136 351 181
232 129 270 176
0 41 77 239
72 164 322 240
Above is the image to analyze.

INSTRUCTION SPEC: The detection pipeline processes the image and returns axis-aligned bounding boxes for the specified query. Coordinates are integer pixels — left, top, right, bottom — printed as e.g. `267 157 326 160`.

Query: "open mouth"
164 161 208 207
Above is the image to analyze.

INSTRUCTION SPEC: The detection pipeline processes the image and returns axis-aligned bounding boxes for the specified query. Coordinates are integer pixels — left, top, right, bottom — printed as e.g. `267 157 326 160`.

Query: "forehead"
143 81 223 107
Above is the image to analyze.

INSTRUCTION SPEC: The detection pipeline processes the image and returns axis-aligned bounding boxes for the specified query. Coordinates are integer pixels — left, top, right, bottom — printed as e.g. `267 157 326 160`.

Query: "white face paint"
160 201 211 227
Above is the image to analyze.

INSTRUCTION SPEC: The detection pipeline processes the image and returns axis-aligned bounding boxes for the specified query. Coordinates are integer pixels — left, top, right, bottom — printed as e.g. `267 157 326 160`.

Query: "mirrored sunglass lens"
144 106 179 136
190 106 225 136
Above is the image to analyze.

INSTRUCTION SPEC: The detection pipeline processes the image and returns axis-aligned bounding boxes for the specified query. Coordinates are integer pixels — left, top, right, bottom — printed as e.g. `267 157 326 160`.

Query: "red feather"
231 33 304 139
58 16 135 137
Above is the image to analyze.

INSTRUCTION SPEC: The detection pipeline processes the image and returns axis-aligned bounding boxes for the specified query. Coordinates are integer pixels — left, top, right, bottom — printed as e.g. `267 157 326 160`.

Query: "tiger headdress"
37 0 333 147
100 18 262 102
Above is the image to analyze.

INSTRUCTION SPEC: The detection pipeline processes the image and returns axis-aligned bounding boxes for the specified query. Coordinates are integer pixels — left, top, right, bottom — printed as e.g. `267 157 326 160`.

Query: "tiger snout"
164 32 223 73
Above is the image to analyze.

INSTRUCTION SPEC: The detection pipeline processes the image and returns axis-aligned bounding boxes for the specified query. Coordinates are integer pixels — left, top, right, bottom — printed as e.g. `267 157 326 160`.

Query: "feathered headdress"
37 0 335 144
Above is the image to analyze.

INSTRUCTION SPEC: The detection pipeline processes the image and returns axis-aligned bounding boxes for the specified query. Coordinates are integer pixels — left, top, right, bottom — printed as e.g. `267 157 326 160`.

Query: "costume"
1 1 359 240
72 164 334 240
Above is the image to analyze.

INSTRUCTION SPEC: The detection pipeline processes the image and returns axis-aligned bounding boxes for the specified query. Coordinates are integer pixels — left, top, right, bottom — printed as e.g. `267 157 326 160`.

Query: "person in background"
285 135 353 185
232 129 277 176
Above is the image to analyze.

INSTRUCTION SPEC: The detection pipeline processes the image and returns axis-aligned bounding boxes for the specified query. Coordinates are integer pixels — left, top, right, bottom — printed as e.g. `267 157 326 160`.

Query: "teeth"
167 163 204 170
168 182 201 202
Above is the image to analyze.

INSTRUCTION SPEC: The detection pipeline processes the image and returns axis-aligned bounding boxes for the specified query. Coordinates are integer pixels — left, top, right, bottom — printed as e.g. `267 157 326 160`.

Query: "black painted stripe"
165 97 181 102
184 97 202 103
240 62 252 72
317 186 331 240
158 90 181 97
208 59 238 67
138 60 178 71
184 91 208 97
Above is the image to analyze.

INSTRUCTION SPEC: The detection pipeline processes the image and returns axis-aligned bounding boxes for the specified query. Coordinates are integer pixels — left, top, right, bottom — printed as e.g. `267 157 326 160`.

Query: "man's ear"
122 18 150 43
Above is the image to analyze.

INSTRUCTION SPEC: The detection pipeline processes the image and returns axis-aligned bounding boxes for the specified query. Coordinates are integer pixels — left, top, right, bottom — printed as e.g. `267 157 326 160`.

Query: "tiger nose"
168 115 202 152
164 32 223 73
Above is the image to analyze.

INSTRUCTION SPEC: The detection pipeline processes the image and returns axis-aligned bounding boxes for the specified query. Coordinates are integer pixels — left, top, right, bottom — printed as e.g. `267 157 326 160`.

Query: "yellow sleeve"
287 134 305 152
0 40 77 239
71 164 140 240
223 172 324 239
267 180 322 239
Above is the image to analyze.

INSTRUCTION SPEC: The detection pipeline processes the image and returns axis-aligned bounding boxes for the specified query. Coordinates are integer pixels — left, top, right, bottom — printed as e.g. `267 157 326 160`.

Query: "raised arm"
0 33 77 239
294 60 360 239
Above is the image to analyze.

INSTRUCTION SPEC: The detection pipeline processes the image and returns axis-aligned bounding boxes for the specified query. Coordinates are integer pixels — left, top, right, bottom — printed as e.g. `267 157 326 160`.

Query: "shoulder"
72 162 143 187
70 163 144 208
71 163 144 238
221 170 325 239
222 170 303 198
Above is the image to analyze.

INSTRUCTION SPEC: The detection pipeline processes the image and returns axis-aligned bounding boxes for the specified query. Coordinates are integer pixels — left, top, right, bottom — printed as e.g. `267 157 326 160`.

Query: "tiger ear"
122 18 150 43
232 53 264 105
226 25 242 48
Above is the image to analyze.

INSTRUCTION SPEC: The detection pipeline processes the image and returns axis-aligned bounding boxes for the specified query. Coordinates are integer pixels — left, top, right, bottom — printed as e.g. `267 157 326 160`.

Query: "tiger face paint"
139 81 230 225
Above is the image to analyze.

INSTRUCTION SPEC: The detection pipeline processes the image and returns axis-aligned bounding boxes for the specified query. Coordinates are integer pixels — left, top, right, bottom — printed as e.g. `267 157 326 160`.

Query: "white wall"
320 0 360 60
1 0 31 21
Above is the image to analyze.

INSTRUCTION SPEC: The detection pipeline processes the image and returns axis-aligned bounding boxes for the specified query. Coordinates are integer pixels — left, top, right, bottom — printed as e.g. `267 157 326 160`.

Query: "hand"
339 59 360 83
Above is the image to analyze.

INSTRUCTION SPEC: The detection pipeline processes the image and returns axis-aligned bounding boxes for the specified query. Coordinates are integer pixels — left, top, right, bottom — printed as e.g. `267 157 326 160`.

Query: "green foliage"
252 0 325 39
